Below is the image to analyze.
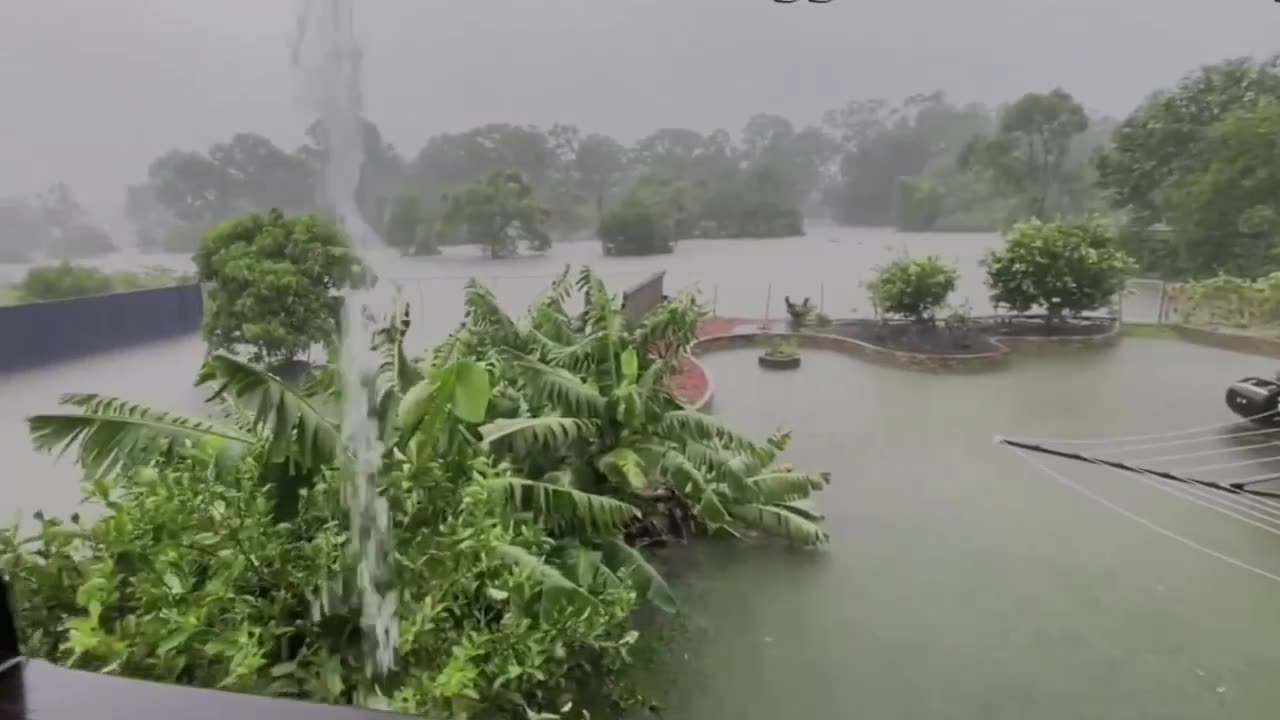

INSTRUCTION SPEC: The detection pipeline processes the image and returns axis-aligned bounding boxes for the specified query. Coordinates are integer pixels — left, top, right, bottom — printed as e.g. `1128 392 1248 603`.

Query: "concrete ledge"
990 321 1122 353
693 321 1121 374
1171 325 1280 359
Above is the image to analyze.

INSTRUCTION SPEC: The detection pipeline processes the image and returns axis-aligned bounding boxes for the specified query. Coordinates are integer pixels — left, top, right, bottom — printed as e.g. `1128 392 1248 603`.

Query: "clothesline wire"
1010 409 1279 448
1010 423 1280 459
1126 440 1280 465
1008 446 1280 586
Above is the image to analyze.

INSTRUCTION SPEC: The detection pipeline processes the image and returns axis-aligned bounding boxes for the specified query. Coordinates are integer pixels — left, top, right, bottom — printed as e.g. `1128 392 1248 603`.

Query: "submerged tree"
439 170 552 258
958 89 1088 220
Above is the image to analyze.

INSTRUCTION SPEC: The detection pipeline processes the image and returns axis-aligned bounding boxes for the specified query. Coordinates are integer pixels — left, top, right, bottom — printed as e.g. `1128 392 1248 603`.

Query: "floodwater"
5 227 1280 717
2 226 1000 522
656 344 1280 719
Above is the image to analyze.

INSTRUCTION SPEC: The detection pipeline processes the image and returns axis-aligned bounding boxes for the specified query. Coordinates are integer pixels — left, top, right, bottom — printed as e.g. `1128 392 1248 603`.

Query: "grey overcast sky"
1 0 1276 223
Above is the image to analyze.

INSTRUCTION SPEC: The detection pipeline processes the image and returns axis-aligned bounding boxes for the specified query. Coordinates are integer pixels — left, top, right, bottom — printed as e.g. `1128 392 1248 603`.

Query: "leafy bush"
869 256 959 322
764 337 799 358
196 209 358 365
383 193 439 256
1174 273 1280 327
982 219 1136 321
439 171 551 259
12 262 192 303
598 196 675 256
6 268 831 718
894 177 944 232
1 440 640 716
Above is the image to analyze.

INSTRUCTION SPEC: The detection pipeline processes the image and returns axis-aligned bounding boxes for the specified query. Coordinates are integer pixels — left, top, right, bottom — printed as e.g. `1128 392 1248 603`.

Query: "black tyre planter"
758 353 801 370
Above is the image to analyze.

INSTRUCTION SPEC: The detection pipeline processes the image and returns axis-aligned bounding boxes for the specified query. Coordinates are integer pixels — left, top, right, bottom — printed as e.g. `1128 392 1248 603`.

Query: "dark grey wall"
0 284 203 373
621 271 666 326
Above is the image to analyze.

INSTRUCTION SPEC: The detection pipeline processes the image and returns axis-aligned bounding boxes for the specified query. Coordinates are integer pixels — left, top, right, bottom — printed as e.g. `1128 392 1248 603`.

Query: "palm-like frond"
463 279 521 348
773 502 825 522
728 504 828 546
575 266 620 337
374 303 424 394
599 538 677 613
480 417 597 456
596 447 649 490
525 330 598 375
658 449 709 496
495 543 593 605
527 265 576 344
27 393 255 480
745 472 826 503
508 357 606 418
683 440 731 471
659 410 757 454
559 545 624 591
397 359 490 460
486 476 640 534
197 353 340 469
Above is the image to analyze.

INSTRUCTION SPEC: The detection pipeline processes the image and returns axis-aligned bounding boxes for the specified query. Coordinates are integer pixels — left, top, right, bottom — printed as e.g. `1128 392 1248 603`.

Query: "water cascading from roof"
292 0 399 676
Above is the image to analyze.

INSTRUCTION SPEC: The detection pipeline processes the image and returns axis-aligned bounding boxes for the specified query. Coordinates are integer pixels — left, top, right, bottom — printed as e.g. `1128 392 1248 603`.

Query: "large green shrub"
869 256 959 322
16 262 114 301
598 197 675 256
12 263 191 303
7 268 830 718
439 171 551 259
383 193 439 256
195 209 357 365
894 177 944 232
982 219 1135 321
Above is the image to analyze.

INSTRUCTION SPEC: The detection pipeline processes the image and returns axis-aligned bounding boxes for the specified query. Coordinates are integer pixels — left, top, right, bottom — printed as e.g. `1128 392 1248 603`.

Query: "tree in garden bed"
6 267 830 719
196 209 359 367
981 219 1135 323
867 256 959 324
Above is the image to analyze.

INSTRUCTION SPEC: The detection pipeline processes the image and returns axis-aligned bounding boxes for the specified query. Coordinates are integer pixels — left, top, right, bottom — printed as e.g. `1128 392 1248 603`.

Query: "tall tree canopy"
958 89 1089 220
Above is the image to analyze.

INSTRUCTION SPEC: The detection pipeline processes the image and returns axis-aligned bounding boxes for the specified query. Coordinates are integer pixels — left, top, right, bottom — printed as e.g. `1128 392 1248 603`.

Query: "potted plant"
784 296 816 331
758 337 801 369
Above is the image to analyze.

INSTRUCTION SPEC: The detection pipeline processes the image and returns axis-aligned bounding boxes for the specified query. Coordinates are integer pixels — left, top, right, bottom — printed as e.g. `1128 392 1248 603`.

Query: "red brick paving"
670 354 709 406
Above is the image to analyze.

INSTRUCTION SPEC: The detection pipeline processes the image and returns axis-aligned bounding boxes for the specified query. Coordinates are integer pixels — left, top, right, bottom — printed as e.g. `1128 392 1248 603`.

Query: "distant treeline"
4 53 1280 276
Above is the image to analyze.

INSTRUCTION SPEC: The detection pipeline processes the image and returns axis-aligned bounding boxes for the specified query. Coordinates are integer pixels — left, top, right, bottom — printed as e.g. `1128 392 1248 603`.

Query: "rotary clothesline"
996 410 1280 586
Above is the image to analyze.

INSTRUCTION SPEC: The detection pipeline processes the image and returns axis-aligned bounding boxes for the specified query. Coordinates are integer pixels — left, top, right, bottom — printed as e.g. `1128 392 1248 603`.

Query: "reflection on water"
6 229 1280 718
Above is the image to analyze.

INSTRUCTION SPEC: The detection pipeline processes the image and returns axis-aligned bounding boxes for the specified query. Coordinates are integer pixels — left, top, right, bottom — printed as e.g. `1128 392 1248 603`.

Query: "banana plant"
461 266 831 548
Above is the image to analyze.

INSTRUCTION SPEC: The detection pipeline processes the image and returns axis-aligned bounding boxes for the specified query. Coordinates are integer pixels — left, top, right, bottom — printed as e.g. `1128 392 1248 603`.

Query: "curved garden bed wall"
1170 325 1280 359
692 321 1121 374
671 354 714 412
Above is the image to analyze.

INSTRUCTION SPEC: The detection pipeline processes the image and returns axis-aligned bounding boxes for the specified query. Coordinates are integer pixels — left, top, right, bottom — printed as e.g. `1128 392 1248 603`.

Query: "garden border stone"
692 320 1121 374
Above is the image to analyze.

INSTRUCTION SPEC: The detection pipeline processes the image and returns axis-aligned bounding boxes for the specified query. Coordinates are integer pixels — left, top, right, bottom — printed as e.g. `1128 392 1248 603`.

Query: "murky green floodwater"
654 343 1280 720
4 228 1280 717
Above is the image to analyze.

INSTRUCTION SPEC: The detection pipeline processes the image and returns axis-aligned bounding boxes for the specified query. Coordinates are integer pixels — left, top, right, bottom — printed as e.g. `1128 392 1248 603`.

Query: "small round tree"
870 256 959 323
982 219 1136 323
196 209 357 366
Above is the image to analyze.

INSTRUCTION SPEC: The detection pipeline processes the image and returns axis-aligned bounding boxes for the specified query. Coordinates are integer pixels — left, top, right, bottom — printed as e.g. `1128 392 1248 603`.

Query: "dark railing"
0 284 204 373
